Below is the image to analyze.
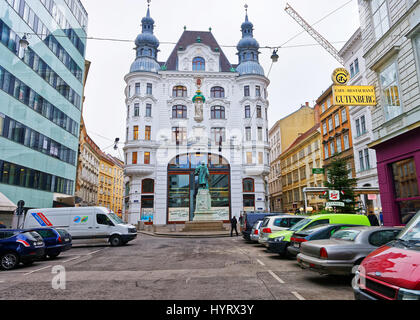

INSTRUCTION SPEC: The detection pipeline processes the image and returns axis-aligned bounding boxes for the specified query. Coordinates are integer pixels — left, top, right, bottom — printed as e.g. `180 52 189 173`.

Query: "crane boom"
284 3 344 65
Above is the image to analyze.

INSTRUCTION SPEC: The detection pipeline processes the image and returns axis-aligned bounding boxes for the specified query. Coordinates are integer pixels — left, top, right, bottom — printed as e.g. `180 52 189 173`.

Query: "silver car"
250 220 263 242
297 226 402 276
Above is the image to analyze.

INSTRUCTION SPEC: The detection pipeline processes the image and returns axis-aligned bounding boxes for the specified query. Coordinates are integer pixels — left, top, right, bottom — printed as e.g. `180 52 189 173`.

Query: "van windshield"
398 211 420 243
108 212 124 225
289 218 311 232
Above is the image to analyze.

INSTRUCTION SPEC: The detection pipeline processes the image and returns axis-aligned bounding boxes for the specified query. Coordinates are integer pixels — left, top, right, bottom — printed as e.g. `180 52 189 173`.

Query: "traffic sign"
312 168 325 174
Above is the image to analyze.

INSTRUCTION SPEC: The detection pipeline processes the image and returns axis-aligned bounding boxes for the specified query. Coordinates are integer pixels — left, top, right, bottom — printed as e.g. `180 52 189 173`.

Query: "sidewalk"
138 223 239 238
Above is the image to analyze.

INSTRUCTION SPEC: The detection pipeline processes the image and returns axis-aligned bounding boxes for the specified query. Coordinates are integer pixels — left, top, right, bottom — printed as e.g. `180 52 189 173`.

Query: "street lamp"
271 49 279 63
19 34 29 59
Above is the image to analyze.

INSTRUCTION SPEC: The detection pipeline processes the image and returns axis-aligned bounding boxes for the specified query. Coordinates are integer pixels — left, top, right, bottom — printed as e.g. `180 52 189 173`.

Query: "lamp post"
19 34 29 59
271 49 279 63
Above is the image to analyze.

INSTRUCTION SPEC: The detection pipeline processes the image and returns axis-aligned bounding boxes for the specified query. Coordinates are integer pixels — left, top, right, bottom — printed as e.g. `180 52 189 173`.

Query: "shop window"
142 179 154 193
243 178 255 193
243 194 255 211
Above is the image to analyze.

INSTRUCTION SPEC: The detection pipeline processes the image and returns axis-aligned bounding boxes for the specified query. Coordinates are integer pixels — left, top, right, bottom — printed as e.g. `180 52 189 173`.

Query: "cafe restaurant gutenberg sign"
331 68 377 107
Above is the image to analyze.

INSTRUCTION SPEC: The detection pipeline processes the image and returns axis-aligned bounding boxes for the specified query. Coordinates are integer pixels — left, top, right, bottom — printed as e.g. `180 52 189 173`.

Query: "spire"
130 0 160 73
236 4 264 76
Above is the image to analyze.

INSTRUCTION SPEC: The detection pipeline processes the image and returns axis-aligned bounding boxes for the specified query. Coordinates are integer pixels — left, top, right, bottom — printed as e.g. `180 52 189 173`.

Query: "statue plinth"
194 189 217 221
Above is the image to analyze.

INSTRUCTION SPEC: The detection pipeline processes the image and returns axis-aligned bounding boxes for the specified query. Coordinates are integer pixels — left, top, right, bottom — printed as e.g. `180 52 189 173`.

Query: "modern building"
339 28 382 214
357 0 420 225
268 103 319 211
0 0 88 210
279 124 325 212
123 5 271 225
318 85 356 182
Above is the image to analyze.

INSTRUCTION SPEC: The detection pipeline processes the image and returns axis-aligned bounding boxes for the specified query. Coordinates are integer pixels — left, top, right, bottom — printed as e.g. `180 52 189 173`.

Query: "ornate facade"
123 5 270 224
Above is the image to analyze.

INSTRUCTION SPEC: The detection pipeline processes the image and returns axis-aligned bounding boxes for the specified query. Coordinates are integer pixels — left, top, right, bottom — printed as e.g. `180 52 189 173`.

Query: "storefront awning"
0 192 17 212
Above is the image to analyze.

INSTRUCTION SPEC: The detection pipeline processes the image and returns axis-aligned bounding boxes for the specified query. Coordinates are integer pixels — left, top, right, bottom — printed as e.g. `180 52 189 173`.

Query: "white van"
24 207 137 246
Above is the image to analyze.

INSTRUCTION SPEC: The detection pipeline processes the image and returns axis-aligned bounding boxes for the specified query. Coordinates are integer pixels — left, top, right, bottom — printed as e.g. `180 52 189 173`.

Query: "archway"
167 153 231 223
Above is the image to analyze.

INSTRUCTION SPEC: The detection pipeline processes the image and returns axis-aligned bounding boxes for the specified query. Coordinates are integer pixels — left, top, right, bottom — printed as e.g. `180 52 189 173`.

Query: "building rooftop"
164 30 233 72
281 124 320 156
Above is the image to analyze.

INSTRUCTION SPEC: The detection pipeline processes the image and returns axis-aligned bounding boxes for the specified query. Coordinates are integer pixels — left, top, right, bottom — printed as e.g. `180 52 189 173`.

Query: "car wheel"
1 252 19 270
109 235 122 247
48 253 60 259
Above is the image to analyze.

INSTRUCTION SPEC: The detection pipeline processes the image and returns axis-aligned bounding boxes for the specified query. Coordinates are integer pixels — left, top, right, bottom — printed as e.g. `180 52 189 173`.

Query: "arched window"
192 57 205 71
172 105 187 119
243 178 255 193
211 86 225 98
142 179 154 194
211 106 225 119
173 86 187 97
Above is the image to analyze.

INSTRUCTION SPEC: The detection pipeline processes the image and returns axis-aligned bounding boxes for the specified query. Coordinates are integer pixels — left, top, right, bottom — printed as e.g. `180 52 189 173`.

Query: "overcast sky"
81 0 360 159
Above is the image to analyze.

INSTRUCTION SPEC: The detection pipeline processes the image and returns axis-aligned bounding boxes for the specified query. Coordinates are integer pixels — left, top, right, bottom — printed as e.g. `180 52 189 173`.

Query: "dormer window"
192 57 205 71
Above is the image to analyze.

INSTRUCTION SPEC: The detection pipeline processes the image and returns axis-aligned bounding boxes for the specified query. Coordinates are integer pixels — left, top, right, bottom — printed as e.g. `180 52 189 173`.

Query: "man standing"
367 211 380 226
230 216 238 237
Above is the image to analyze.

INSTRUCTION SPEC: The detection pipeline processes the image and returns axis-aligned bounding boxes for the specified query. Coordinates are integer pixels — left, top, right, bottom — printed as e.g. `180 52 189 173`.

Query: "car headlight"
274 237 284 242
398 288 420 300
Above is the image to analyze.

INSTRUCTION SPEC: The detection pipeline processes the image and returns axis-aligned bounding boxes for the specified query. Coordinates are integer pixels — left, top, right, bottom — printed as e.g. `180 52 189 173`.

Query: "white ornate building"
123 5 270 225
339 28 381 214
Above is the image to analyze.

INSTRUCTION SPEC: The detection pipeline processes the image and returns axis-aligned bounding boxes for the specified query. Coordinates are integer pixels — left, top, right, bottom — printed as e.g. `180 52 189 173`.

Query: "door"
95 213 114 238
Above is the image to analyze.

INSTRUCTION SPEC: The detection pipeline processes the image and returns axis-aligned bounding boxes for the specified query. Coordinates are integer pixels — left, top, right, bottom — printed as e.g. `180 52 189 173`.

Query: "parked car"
296 226 402 276
24 207 137 246
258 215 306 246
354 211 420 300
0 230 45 270
250 220 263 242
288 224 362 257
25 227 72 259
267 214 371 257
241 212 282 241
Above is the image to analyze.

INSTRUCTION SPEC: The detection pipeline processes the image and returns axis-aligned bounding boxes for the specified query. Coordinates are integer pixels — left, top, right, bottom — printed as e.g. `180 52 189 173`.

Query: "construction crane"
284 3 344 65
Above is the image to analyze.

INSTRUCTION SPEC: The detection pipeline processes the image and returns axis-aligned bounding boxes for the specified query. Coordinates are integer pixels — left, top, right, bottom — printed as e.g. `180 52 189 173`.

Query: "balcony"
124 164 154 177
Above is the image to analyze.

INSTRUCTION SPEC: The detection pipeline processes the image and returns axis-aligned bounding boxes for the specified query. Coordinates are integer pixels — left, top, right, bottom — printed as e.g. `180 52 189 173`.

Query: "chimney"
314 104 321 124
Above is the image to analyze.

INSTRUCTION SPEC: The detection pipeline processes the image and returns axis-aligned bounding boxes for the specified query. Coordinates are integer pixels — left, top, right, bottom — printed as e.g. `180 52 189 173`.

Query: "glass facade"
167 153 230 222
0 0 86 208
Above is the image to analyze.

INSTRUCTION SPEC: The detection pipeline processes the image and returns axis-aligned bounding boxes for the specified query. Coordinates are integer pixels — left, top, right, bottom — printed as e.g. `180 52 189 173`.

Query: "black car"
241 212 285 241
25 228 72 259
287 224 362 257
0 230 45 270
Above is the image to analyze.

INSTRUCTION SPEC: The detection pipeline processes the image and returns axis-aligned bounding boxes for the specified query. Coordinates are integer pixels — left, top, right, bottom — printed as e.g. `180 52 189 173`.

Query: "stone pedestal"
182 220 227 232
194 189 216 221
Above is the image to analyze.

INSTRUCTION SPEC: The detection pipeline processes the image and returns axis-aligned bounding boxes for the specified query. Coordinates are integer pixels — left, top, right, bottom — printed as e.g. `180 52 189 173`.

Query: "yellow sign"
333 85 377 106
332 68 350 85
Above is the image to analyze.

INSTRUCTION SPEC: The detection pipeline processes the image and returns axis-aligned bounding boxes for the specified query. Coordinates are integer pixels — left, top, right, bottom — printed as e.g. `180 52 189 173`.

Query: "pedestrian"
0 221 6 229
379 211 384 226
230 216 238 237
367 211 380 226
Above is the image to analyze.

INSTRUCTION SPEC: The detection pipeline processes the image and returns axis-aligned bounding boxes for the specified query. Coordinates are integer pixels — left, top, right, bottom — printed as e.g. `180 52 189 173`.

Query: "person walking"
230 216 238 237
368 211 380 226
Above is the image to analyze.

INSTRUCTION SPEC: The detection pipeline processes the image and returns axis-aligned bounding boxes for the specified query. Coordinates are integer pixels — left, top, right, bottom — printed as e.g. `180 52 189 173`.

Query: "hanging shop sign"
333 85 377 106
312 168 325 174
332 68 350 85
329 190 340 201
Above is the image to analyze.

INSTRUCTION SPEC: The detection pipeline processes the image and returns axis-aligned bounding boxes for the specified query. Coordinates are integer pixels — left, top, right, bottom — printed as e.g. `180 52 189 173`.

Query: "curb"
138 231 234 238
